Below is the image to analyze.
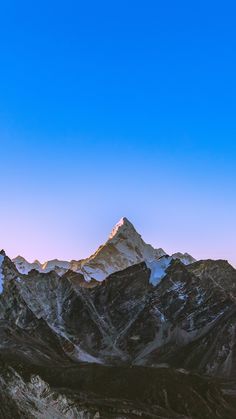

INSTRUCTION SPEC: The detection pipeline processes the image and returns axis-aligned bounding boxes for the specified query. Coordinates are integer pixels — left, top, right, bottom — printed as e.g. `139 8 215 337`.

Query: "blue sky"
0 1 236 265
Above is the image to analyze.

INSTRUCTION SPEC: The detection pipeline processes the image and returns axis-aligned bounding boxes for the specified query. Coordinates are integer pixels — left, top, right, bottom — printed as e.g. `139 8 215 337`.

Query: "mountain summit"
109 217 137 239
76 217 166 280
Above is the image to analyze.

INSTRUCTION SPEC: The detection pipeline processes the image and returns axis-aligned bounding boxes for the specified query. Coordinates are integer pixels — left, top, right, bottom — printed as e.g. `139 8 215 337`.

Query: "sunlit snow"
146 256 172 285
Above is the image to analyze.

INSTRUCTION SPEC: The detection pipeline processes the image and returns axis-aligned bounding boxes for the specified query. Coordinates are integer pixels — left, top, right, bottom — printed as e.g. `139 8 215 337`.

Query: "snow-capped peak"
76 217 167 281
146 255 172 285
109 217 135 240
172 252 196 265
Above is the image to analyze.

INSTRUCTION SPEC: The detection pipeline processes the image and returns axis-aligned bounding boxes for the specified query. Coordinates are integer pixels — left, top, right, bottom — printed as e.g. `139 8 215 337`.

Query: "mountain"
172 251 196 265
2 219 236 417
2 250 236 375
0 250 236 417
13 255 70 275
74 217 167 280
12 217 195 280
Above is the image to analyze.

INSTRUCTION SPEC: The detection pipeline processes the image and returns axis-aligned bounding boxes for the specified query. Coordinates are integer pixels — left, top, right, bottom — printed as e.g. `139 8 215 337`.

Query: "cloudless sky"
0 1 236 266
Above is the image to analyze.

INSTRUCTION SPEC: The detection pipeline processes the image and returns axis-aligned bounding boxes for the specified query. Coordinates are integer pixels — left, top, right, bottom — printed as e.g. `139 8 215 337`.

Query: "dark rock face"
1 356 236 419
1 252 236 417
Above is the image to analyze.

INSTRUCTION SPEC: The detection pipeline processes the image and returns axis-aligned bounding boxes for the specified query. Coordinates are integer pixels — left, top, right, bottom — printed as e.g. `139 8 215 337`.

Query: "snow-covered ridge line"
11 217 196 280
109 216 129 239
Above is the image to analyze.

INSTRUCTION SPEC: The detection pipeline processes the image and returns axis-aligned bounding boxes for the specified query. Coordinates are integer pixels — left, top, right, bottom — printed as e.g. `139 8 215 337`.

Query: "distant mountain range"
0 218 236 418
12 217 196 279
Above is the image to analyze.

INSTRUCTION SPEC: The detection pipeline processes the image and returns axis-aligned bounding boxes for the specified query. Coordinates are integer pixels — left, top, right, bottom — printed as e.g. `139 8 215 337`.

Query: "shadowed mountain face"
0 221 236 417
1 357 236 419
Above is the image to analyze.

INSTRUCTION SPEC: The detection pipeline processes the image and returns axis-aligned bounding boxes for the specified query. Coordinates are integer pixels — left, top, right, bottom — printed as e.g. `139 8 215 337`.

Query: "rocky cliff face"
1 221 236 418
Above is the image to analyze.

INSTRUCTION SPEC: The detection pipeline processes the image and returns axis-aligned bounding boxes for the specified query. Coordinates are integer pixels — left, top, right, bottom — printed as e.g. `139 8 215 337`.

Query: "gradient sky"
0 1 236 266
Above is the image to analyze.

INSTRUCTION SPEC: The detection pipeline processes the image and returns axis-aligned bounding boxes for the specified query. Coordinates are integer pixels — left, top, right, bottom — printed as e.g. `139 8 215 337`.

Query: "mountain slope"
2 250 236 377
1 356 236 419
76 217 166 280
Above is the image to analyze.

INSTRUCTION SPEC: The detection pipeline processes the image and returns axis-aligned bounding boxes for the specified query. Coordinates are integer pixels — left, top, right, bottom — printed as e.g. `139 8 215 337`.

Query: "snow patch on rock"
147 256 172 285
